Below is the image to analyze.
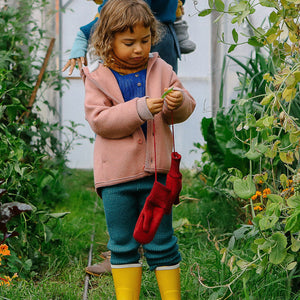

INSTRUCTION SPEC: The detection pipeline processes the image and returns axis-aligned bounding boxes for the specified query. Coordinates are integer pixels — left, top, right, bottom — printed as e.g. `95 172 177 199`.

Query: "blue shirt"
110 69 148 137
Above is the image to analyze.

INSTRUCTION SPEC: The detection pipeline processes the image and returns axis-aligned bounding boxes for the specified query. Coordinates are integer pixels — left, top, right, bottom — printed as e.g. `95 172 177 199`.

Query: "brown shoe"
85 257 112 276
100 251 111 260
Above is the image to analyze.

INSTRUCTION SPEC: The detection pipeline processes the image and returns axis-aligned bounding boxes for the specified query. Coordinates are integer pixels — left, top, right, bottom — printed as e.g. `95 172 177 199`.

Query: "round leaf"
233 175 256 199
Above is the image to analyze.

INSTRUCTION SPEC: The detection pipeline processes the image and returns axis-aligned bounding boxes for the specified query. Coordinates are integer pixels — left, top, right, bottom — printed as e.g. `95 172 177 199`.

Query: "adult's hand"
62 57 87 75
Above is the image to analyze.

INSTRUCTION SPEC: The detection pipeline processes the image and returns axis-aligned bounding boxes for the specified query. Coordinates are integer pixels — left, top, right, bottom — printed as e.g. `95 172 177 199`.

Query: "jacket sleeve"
84 74 146 139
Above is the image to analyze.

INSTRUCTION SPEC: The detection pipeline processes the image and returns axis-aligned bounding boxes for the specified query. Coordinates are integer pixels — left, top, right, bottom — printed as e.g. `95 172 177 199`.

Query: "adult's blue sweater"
80 0 184 40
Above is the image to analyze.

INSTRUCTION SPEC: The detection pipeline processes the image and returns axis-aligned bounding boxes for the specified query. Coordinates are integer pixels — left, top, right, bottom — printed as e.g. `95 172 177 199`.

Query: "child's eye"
142 40 149 44
125 43 133 46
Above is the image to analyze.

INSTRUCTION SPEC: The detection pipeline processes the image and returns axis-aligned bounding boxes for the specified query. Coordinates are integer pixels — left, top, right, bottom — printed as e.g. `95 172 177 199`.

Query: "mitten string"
171 111 175 153
152 111 176 182
153 118 158 182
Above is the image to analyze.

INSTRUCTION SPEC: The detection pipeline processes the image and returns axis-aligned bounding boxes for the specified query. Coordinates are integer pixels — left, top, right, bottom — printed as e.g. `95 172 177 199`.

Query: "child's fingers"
147 98 164 115
165 92 183 110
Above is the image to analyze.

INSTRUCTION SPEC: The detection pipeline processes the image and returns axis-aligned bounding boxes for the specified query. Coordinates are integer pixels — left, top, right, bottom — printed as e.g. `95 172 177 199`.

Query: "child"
83 0 196 299
63 0 195 75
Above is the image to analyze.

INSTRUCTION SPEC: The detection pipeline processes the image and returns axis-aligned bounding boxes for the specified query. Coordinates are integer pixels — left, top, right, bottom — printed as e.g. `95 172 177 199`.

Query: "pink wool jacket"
83 52 196 190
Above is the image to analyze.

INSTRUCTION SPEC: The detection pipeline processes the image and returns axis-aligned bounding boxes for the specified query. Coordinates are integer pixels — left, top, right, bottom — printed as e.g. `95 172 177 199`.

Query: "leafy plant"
0 1 81 279
194 0 300 297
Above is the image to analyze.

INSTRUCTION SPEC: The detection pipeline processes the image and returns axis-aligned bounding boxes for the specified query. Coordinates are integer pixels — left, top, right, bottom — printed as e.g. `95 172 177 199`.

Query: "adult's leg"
151 23 180 73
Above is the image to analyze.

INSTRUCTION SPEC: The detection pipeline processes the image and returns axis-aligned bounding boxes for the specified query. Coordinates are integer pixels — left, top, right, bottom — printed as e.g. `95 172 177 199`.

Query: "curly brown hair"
90 0 161 64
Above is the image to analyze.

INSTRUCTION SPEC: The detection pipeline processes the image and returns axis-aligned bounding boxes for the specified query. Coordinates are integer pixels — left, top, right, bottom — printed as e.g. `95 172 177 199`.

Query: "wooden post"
23 38 56 119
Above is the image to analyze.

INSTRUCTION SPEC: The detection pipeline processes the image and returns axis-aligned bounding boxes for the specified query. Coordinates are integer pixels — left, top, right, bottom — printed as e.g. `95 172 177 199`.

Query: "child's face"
112 23 151 65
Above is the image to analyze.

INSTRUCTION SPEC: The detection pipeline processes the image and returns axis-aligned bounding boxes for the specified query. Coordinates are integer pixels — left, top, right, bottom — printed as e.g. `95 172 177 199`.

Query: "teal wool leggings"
100 175 181 271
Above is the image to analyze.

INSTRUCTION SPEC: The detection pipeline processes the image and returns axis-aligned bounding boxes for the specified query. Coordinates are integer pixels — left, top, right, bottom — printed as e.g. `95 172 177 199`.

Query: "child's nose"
134 43 143 53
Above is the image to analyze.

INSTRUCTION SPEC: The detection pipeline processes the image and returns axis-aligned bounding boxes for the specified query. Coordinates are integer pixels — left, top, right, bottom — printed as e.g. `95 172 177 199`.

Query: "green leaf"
286 262 297 271
233 175 256 199
228 1 247 12
256 116 274 129
215 0 225 11
47 212 70 219
265 202 281 216
259 239 274 252
208 0 214 8
285 212 300 233
245 139 268 161
289 131 300 144
287 195 300 208
248 36 264 47
279 151 294 164
260 93 274 105
269 232 287 264
198 9 212 17
259 0 277 7
291 236 300 252
232 28 238 43
259 214 279 230
245 114 257 128
267 194 283 204
236 259 249 269
245 148 262 160
269 11 279 23
228 44 237 53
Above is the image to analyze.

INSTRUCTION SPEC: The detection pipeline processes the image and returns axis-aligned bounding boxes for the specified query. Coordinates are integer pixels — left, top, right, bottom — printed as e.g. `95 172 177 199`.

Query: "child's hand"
62 57 87 75
146 98 164 115
164 89 183 110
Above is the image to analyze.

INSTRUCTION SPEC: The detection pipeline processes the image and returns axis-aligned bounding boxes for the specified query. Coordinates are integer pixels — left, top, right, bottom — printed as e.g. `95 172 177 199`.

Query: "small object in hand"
161 87 174 99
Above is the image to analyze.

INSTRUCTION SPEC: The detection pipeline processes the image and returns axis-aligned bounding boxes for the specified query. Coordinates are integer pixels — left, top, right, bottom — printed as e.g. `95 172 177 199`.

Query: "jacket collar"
83 52 159 104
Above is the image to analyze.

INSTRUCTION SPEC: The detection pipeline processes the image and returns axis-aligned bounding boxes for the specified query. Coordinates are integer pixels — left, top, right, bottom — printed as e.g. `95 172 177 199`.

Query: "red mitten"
133 181 171 244
165 152 182 214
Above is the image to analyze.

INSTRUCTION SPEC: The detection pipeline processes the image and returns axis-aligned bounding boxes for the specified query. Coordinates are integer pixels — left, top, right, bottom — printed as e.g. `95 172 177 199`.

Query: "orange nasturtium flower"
251 191 262 200
0 274 18 286
0 244 10 256
262 188 271 198
254 205 263 211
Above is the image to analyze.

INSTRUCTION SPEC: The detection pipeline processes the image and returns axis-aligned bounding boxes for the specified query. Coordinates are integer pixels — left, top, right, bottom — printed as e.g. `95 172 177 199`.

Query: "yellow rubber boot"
155 264 181 300
111 264 142 300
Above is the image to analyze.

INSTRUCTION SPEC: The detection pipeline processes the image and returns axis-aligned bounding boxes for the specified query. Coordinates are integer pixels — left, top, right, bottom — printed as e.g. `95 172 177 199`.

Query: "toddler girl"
83 0 196 298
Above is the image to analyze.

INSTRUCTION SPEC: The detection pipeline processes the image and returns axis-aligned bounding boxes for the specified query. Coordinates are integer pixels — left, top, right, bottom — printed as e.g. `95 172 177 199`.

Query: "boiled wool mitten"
165 152 182 214
133 181 171 244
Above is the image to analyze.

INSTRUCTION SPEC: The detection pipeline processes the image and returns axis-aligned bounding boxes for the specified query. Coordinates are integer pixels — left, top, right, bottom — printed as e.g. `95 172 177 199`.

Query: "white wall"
61 0 211 169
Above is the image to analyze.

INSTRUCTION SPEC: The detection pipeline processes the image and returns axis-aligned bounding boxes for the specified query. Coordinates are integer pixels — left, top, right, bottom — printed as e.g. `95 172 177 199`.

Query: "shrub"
0 1 75 279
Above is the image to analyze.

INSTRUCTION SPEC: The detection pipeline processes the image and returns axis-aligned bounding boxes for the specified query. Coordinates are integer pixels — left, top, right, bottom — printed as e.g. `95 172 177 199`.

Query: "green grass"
1 169 299 299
